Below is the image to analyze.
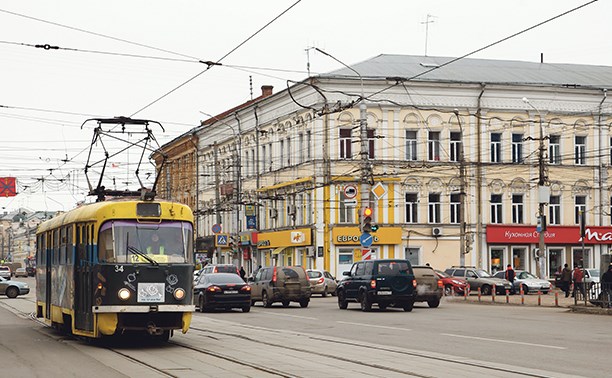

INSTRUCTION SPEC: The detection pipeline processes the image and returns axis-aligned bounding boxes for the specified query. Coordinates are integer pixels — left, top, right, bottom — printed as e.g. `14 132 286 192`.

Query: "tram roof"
36 199 194 234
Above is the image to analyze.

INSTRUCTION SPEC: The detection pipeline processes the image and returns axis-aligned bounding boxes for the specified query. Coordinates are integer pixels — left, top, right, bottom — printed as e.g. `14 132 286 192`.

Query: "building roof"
322 54 612 88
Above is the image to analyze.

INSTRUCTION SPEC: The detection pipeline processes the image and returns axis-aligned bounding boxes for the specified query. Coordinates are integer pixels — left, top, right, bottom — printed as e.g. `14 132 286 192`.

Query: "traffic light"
361 207 373 233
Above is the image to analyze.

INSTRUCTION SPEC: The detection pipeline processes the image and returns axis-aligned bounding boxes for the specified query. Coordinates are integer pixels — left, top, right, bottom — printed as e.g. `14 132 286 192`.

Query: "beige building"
161 55 612 279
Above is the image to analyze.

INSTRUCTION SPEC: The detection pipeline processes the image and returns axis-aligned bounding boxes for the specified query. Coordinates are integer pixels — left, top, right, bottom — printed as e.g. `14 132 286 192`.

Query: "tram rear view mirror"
137 203 161 217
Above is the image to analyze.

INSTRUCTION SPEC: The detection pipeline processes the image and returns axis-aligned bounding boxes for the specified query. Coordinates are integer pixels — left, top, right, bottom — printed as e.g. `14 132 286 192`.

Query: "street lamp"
522 97 549 279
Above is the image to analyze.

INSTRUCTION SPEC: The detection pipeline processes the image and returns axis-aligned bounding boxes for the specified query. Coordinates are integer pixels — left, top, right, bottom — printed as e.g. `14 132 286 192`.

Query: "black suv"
336 259 416 312
249 266 311 308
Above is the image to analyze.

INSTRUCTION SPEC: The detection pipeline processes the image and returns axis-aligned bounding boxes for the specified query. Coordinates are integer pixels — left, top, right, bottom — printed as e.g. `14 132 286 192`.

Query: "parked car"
306 269 337 297
25 266 36 277
0 266 11 279
194 273 251 312
249 266 311 308
445 266 512 295
584 269 600 289
14 267 28 278
435 269 469 296
336 259 416 312
493 270 551 294
412 265 443 308
0 276 30 298
200 264 240 275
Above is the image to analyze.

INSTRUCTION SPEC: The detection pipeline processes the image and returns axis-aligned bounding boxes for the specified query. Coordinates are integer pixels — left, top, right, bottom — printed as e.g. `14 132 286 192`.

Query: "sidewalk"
444 289 612 315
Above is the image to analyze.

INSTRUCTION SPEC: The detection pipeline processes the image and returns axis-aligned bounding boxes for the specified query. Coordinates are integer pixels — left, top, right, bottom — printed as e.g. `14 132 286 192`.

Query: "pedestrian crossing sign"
215 234 229 247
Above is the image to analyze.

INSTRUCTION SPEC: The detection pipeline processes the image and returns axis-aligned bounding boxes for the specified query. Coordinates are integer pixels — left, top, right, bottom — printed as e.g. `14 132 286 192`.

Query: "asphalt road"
0 277 608 377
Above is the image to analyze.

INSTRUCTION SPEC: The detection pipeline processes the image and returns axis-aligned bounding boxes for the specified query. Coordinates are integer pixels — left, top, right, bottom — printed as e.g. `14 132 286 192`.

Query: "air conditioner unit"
432 227 443 237
269 209 278 218
306 247 315 257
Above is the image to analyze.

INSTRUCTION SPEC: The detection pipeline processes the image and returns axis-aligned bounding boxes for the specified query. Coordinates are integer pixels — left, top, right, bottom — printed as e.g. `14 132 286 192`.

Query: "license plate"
377 290 392 295
224 290 238 294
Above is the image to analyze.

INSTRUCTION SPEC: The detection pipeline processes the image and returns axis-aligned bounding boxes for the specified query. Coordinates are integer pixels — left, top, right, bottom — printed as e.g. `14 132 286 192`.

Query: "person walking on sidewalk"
560 264 572 297
601 264 612 307
572 264 585 298
505 264 516 294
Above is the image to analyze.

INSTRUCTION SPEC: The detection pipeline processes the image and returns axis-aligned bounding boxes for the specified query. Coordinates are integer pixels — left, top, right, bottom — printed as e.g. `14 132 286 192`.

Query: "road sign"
343 199 357 206
344 184 357 199
215 234 229 247
212 224 222 234
359 232 373 248
362 248 372 260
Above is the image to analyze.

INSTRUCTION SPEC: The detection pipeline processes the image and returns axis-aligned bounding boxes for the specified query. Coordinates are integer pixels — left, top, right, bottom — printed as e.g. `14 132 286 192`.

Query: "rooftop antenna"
421 14 437 56
305 46 316 77
249 75 253 100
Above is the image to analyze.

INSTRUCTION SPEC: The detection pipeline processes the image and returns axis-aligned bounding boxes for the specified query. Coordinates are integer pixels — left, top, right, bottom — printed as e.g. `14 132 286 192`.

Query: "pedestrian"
505 264 516 294
601 264 612 307
560 263 572 297
572 264 585 298
239 266 246 280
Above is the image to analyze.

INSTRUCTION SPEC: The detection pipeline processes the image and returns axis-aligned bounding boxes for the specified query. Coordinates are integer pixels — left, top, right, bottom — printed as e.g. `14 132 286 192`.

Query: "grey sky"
0 0 609 212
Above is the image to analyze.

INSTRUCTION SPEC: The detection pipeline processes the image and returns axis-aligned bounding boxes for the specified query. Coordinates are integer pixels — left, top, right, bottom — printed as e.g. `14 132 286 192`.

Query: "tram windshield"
98 220 193 264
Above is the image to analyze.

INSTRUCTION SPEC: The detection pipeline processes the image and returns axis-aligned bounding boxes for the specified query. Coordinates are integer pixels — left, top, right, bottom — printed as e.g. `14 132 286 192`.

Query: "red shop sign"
486 224 612 245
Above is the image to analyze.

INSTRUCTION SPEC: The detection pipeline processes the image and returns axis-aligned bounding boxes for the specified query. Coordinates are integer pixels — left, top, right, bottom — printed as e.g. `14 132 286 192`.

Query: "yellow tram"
36 199 195 341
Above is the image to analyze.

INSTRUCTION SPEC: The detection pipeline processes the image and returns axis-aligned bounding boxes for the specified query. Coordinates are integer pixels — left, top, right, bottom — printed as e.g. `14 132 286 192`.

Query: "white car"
494 270 551 294
0 266 11 279
306 269 337 297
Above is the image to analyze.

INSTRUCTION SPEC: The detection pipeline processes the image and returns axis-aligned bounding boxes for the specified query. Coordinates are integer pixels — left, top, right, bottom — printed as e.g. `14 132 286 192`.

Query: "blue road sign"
212 223 222 234
359 232 373 248
215 234 228 247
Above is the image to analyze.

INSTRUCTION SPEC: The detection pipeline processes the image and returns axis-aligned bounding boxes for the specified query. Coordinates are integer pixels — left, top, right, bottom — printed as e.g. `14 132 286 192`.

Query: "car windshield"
587 269 599 278
518 271 537 279
307 271 323 278
98 220 193 264
376 261 411 275
207 274 245 284
476 269 492 278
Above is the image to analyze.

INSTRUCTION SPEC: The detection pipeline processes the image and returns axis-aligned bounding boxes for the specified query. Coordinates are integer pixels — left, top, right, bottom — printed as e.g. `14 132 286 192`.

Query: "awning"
272 247 286 255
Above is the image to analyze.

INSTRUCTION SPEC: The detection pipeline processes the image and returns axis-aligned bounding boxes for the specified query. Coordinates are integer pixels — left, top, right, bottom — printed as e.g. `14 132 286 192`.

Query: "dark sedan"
194 273 251 312
0 276 30 298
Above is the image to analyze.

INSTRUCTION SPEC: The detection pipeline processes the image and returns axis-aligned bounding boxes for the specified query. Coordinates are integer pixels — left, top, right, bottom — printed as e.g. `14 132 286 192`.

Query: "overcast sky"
1 0 610 213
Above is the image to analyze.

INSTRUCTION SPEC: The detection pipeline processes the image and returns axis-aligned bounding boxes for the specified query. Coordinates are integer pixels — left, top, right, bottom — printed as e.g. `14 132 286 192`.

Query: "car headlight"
173 288 186 300
118 288 131 301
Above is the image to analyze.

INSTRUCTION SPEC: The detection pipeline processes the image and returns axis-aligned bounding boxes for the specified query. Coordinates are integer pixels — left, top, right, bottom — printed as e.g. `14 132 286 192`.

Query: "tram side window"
53 229 59 266
67 225 73 265
60 227 67 265
77 224 86 265
98 228 114 263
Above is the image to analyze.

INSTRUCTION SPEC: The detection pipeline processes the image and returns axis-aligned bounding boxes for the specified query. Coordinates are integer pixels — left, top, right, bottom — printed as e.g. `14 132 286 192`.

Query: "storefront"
256 228 313 268
331 227 402 277
486 225 610 277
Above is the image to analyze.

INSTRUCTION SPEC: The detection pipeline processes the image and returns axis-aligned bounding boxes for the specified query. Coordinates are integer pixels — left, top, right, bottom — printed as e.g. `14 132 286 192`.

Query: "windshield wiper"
127 246 159 266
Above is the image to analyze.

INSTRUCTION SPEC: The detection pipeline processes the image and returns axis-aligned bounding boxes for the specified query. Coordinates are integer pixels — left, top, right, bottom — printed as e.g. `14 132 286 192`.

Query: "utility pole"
455 110 467 266
213 142 222 264
523 97 549 279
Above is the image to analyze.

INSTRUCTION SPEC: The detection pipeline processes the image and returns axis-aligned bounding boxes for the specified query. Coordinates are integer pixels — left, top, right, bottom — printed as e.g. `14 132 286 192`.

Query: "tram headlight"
118 288 131 301
173 288 186 300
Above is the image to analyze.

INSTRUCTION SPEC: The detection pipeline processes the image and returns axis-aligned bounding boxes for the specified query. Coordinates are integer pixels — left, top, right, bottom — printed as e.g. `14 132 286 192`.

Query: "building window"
286 137 291 166
298 133 304 164
405 193 418 223
549 195 561 225
367 129 375 159
339 190 356 223
450 193 460 224
339 128 352 159
549 135 561 164
406 130 417 161
428 193 441 224
305 192 312 224
575 136 586 165
491 133 501 163
261 145 266 172
428 131 440 161
490 194 502 224
306 131 312 160
450 132 461 162
512 133 523 163
575 195 586 224
268 143 273 171
279 139 285 168
511 194 524 224
245 150 250 177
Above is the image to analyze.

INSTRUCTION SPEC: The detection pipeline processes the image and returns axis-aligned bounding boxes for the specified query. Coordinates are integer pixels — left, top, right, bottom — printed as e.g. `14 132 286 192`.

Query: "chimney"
261 85 273 97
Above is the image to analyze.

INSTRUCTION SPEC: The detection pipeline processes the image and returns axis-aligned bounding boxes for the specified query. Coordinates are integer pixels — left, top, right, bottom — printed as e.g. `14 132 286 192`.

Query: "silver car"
306 269 337 297
0 276 30 298
494 270 551 294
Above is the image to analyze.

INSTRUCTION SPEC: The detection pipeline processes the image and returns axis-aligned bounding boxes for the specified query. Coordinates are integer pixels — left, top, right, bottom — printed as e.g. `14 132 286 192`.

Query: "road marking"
258 311 317 320
441 333 566 350
337 321 411 331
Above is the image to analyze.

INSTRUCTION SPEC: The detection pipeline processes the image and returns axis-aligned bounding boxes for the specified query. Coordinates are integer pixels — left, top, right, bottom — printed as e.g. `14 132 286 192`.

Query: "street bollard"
506 289 510 303
492 285 496 302
464 286 469 301
520 286 524 305
478 287 481 302
538 290 542 306
555 290 559 307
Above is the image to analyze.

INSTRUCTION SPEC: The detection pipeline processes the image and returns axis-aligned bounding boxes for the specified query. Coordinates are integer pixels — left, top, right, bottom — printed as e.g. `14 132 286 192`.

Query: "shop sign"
487 224 612 245
257 228 312 248
332 227 402 245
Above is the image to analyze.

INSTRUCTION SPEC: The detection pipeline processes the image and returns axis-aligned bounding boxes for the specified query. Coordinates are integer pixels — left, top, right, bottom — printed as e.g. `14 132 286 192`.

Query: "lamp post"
522 97 549 279
454 110 467 266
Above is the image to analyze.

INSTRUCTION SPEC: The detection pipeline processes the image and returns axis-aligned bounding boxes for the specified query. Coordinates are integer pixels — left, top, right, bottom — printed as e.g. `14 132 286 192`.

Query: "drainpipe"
476 84 486 269
598 88 608 267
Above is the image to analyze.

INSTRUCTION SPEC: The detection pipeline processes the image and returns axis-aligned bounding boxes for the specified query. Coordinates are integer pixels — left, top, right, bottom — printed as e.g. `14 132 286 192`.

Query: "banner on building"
0 177 17 197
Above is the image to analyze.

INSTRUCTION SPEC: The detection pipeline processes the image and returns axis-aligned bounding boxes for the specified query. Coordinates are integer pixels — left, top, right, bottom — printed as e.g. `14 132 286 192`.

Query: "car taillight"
207 285 221 292
317 278 324 284
272 267 277 283
241 285 251 292
370 280 376 289
214 266 218 273
412 280 417 288
438 279 443 288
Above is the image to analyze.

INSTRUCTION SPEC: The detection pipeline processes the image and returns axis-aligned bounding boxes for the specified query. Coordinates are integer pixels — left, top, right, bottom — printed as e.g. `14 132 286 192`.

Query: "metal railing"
573 282 612 308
